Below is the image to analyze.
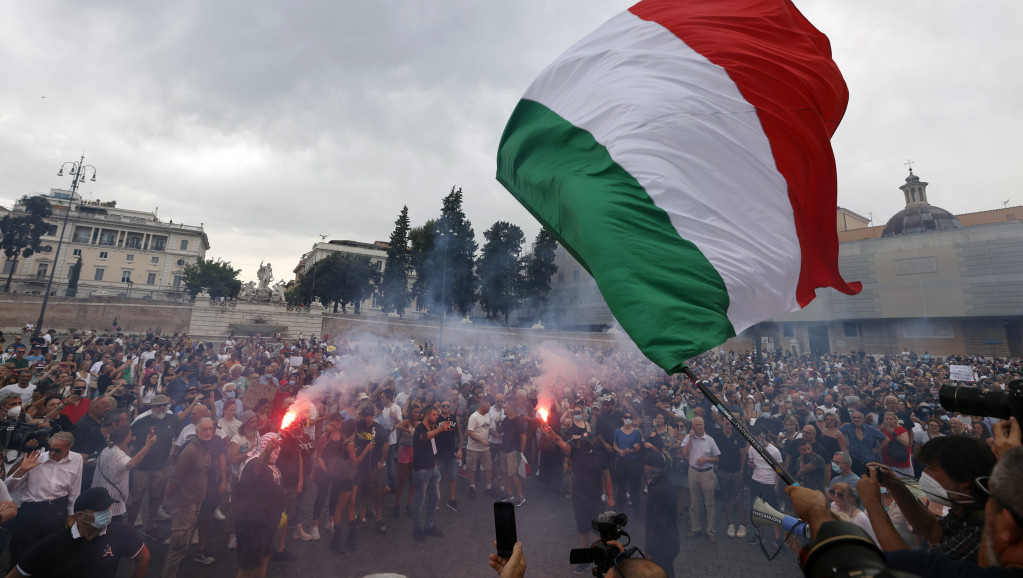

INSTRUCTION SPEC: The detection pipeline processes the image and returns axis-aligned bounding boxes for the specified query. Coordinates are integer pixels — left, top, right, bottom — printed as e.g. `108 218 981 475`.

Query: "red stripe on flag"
629 0 861 306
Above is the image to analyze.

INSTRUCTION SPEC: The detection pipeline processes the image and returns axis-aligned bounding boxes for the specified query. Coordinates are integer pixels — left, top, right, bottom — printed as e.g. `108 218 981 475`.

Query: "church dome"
880 168 962 237
881 204 962 237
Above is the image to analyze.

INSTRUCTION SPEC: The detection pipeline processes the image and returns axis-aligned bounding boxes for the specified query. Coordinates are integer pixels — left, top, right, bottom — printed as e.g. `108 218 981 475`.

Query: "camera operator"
786 424 1023 578
858 435 996 561
487 539 669 578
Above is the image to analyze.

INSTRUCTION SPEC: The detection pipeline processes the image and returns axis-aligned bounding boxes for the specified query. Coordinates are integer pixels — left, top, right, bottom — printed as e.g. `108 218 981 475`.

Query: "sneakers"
727 524 736 538
574 563 591 575
310 526 321 541
447 500 459 512
425 526 444 537
213 508 226 522
133 514 143 528
190 529 199 545
413 528 427 543
736 525 748 539
457 468 469 479
501 494 515 502
293 524 313 541
227 534 237 550
468 486 477 500
157 507 172 521
194 551 215 565
513 496 526 507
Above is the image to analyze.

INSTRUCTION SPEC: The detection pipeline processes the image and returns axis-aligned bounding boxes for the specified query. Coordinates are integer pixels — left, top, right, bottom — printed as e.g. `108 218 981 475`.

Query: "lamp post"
436 225 451 356
36 154 96 331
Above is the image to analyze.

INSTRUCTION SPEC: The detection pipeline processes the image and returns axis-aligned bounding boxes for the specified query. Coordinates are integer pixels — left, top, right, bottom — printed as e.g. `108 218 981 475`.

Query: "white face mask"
918 471 974 507
6 405 21 418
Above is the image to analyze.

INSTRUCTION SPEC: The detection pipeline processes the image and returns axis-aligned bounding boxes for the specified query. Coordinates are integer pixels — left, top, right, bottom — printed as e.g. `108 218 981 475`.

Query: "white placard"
949 365 976 382
289 356 303 367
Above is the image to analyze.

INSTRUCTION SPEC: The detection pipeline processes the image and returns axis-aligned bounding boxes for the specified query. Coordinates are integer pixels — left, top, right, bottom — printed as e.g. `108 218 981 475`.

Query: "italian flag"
496 0 861 373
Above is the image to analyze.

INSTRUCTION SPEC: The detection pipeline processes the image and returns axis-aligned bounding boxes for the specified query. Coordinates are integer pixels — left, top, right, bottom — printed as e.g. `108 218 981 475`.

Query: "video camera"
939 379 1023 423
0 418 53 460
569 511 632 576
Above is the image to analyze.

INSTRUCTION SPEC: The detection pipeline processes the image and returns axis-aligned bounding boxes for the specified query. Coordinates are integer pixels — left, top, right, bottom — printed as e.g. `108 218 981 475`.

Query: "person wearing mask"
829 452 860 495
161 417 213 578
612 410 644 518
5 432 83 570
127 395 180 539
72 396 114 487
858 435 997 562
828 482 878 544
10 487 150 578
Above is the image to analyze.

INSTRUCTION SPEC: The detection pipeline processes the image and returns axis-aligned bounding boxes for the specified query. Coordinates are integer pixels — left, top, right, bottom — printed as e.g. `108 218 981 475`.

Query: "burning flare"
538 408 549 423
281 411 298 431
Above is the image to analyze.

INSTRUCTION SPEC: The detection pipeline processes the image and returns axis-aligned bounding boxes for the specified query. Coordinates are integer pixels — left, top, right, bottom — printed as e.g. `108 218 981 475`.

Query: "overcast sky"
2 1 1020 283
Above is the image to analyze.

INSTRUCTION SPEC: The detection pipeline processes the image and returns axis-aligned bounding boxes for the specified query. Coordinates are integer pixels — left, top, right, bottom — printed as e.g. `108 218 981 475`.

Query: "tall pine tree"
521 227 559 320
478 221 525 325
380 206 412 316
436 186 478 317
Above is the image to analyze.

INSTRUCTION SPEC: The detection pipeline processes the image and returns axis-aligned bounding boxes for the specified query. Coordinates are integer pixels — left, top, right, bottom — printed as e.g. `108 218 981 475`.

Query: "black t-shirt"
355 421 385 469
710 429 745 473
236 460 286 529
130 413 181 471
412 422 436 470
206 435 227 487
17 522 144 578
570 447 607 502
500 416 525 453
276 435 302 488
72 414 107 457
435 414 458 459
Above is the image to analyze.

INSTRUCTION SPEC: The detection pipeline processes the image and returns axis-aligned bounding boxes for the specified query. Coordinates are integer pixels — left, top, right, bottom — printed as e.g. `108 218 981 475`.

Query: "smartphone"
494 502 517 559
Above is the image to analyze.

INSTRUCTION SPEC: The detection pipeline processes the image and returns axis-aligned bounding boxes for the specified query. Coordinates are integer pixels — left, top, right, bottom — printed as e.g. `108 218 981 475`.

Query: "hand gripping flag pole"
680 366 798 486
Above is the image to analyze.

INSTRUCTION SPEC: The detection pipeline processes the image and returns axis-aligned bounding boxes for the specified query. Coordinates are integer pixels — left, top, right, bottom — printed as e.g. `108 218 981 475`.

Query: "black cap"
74 487 117 512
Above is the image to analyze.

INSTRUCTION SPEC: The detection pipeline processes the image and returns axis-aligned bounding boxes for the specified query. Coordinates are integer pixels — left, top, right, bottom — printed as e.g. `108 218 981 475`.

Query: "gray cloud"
1 1 1020 282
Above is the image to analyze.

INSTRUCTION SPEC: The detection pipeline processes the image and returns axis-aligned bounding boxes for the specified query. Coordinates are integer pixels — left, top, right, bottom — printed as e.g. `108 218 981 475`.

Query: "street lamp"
435 224 452 356
37 154 96 331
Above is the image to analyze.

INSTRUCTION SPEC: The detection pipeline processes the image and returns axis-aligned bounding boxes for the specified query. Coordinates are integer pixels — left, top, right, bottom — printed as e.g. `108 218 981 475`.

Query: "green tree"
520 228 559 320
437 186 478 317
66 256 83 297
409 220 436 313
1 195 53 292
380 206 413 316
291 252 379 314
181 257 242 299
478 221 525 325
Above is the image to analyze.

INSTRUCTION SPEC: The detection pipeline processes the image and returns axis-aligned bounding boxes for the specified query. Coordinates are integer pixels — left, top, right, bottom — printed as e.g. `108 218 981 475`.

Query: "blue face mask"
225 391 236 399
88 508 112 529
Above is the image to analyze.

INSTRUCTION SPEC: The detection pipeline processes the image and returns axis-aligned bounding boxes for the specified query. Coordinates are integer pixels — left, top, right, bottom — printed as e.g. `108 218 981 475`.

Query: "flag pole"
680 366 798 486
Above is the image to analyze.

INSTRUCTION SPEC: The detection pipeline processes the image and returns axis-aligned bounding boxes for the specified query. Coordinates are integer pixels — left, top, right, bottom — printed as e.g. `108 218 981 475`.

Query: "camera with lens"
800 520 918 578
569 511 631 576
0 418 53 457
939 379 1023 423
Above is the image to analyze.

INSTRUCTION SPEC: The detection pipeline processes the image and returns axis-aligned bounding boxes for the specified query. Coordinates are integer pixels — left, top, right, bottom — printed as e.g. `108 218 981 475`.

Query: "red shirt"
60 398 91 425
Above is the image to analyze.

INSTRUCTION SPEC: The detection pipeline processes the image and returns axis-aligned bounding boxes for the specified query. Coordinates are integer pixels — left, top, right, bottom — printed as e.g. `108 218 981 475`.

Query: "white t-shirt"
0 384 36 405
467 411 491 452
749 443 783 485
488 407 504 444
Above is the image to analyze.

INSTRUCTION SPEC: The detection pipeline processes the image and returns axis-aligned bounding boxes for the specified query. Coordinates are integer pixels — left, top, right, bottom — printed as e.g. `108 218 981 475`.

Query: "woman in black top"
236 433 286 578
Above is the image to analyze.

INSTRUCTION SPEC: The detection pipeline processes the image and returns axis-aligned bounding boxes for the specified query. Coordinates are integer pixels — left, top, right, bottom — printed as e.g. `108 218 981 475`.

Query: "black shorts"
236 522 276 569
573 497 603 536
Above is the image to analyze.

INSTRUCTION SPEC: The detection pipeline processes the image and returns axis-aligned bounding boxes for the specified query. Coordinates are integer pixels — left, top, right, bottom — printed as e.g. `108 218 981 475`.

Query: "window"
172 275 182 288
2 261 16 275
121 271 132 283
782 323 794 337
176 258 185 266
45 224 58 236
843 322 859 338
572 269 580 281
150 257 159 265
94 268 105 281
125 254 135 263
36 263 48 277
99 230 117 246
151 236 167 251
72 249 82 257
99 252 108 260
179 240 189 251
72 226 92 243
557 272 564 283
146 273 157 285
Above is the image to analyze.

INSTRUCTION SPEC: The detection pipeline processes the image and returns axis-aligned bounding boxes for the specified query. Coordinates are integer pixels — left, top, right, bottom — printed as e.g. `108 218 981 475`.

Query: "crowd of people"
1 325 1020 577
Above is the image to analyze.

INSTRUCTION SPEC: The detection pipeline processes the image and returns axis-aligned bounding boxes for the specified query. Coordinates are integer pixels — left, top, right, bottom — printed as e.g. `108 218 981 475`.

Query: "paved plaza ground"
92 473 806 578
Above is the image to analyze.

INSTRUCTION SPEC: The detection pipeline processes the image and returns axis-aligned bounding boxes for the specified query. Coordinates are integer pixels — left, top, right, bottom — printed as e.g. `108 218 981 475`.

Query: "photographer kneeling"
787 419 1023 577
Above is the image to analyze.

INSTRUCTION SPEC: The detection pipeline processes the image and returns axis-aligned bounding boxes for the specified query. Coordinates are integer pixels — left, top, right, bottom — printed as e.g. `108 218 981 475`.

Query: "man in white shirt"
465 396 494 499
682 416 721 542
0 372 37 406
5 432 83 568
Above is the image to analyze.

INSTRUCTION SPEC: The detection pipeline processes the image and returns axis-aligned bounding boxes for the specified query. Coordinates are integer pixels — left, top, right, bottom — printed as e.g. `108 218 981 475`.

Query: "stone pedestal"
188 299 324 340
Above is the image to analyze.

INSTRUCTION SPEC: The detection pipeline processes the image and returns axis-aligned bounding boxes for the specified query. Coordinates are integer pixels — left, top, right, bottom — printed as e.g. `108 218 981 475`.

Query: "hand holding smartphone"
494 501 517 559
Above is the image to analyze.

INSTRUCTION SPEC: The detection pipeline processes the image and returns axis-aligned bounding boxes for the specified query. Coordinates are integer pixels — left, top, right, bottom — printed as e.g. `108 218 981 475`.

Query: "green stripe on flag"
497 99 735 372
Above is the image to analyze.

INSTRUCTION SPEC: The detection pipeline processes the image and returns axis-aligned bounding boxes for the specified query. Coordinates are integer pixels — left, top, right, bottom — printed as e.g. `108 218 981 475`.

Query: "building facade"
547 170 1023 357
1 189 209 300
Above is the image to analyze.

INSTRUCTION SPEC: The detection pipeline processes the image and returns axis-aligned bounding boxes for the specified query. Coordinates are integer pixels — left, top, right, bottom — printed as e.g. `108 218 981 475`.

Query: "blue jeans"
412 467 440 531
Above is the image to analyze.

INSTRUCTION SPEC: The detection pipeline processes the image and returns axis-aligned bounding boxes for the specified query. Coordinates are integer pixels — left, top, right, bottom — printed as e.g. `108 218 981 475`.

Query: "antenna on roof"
869 212 874 225
1003 200 1010 209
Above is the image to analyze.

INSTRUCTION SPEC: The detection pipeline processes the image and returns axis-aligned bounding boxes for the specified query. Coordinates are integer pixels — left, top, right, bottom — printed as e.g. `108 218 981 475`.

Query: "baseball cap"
75 487 117 512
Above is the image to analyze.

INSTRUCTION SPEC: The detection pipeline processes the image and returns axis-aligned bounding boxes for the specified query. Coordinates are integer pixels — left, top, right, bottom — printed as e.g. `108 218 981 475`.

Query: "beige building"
548 170 1023 357
1 189 209 300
